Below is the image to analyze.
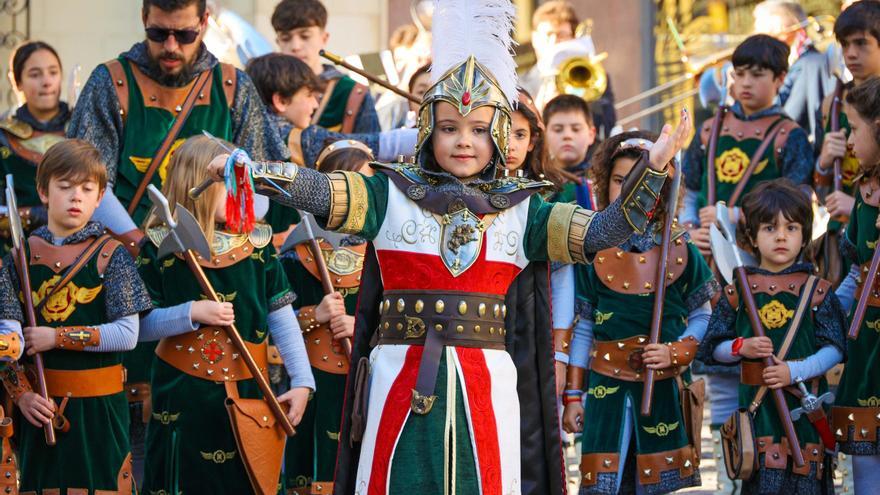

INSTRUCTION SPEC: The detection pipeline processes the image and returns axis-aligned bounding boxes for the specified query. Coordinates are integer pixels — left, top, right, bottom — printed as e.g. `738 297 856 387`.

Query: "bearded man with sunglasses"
67 0 288 487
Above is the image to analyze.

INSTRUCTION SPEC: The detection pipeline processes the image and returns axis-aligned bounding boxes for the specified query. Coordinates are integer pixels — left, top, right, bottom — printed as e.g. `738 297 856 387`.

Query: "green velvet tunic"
138 227 294 495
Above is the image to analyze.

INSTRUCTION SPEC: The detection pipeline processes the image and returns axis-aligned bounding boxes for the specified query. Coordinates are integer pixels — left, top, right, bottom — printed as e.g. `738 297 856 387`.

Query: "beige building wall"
2 0 388 112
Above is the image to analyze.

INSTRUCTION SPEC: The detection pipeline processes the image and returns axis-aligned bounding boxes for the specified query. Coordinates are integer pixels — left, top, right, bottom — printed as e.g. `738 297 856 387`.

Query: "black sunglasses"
145 27 201 44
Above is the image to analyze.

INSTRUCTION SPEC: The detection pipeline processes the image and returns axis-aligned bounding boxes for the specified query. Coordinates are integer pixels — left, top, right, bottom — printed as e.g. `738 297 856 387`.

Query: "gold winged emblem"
29 275 102 322
642 421 679 437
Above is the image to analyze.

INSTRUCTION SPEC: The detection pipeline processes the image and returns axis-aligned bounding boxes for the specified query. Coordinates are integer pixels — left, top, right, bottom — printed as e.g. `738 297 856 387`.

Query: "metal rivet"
435 324 443 332
397 298 405 313
458 301 467 315
456 325 464 333
415 300 424 313
435 300 445 313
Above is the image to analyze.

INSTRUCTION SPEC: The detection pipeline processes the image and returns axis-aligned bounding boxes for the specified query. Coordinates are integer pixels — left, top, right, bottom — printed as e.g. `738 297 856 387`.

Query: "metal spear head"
146 185 212 260
280 211 347 254
4 175 24 251
709 202 758 285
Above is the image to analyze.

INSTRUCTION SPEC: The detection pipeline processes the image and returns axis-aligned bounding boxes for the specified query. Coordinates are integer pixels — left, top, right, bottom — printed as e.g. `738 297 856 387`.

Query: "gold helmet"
415 56 512 174
414 0 518 179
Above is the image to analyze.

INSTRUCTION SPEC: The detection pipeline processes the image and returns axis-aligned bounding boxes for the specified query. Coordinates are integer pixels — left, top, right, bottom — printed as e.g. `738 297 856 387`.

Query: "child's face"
277 87 319 129
505 110 535 172
753 212 803 272
430 102 496 179
15 49 61 115
731 65 784 114
408 72 432 113
606 156 637 206
840 31 880 83
38 177 104 237
848 108 880 168
276 26 329 72
546 110 595 168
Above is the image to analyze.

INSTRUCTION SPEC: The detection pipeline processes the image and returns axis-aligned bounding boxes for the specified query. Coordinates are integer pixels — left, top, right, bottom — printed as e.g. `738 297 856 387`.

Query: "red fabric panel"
456 347 502 495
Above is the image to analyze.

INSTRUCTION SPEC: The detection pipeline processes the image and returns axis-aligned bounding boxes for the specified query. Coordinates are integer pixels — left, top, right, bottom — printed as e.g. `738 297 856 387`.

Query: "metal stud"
615 251 624 259
474 325 481 333
639 256 647 263
644 282 652 289
435 300 445 313
458 301 468 315
665 456 674 465
676 257 683 265
603 353 611 361
415 300 424 313
603 459 612 468
397 298 405 313
493 304 501 318
606 274 615 282
643 469 652 477
456 325 464 333
597 256 605 264
617 342 625 349
478 303 486 317
622 282 630 289
435 324 443 332
175 104 182 112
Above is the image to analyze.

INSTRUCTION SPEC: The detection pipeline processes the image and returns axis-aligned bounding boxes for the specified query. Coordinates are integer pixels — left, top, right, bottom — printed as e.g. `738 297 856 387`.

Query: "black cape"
332 244 565 495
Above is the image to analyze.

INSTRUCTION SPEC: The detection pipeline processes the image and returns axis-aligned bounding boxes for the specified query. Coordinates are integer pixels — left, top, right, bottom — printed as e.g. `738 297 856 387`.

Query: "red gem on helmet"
462 91 471 106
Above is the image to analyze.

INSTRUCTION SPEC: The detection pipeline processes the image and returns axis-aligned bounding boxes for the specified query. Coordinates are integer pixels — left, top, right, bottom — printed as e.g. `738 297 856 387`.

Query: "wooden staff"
830 79 845 193
5 178 55 445
849 241 880 340
300 214 353 358
320 49 421 104
734 265 806 466
181 250 297 436
641 162 682 416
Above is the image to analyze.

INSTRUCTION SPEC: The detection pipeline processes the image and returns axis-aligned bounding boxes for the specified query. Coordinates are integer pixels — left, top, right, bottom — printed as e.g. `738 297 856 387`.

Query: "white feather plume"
430 0 518 107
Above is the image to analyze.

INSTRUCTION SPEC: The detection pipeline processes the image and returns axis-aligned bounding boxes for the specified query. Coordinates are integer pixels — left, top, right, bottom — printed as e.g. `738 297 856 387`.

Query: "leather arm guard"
1 363 33 403
553 327 573 359
667 336 698 367
619 151 668 234
0 333 21 362
55 326 101 351
565 364 586 392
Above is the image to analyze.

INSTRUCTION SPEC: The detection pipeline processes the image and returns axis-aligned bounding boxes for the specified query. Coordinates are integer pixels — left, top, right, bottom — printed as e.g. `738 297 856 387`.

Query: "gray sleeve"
582 196 636 253
267 305 316 391
0 258 22 322
352 90 381 134
88 313 138 352
264 166 331 217
139 302 198 342
230 70 290 162
67 65 124 185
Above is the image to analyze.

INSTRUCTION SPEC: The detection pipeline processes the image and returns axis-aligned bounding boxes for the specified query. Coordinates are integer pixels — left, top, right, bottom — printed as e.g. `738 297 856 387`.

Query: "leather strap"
104 60 129 122
310 78 339 126
126 69 212 216
341 83 368 133
705 106 727 205
748 275 818 413
727 118 786 207
29 234 112 315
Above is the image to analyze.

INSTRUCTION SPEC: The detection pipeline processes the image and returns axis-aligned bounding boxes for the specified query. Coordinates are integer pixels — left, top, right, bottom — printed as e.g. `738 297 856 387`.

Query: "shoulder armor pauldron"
0 116 32 140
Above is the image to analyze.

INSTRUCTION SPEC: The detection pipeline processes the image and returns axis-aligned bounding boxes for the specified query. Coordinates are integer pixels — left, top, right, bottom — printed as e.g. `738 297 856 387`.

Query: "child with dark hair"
543 94 597 205
698 178 846 494
271 0 380 135
832 76 880 492
563 130 718 494
682 34 814 257
1 139 152 494
812 1 880 285
1 40 68 249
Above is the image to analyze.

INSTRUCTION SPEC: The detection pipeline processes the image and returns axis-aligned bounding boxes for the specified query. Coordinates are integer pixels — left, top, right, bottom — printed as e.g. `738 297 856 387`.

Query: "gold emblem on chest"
129 138 185 184
200 449 237 464
716 148 768 184
758 300 794 329
28 275 102 322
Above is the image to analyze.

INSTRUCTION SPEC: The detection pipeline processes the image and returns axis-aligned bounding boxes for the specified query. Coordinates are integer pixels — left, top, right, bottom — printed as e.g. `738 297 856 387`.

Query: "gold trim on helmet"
415 56 512 172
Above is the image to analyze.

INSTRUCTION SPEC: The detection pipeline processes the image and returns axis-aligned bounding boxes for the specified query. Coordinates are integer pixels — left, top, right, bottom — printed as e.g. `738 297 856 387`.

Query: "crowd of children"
1 0 880 494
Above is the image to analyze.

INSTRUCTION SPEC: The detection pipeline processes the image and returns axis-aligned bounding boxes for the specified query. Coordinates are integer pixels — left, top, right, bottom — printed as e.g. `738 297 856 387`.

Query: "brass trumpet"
556 52 608 103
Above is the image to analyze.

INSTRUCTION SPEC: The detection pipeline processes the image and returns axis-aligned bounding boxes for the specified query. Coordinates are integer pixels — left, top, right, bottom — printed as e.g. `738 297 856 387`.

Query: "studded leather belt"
589 336 685 382
376 290 508 415
155 327 268 383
